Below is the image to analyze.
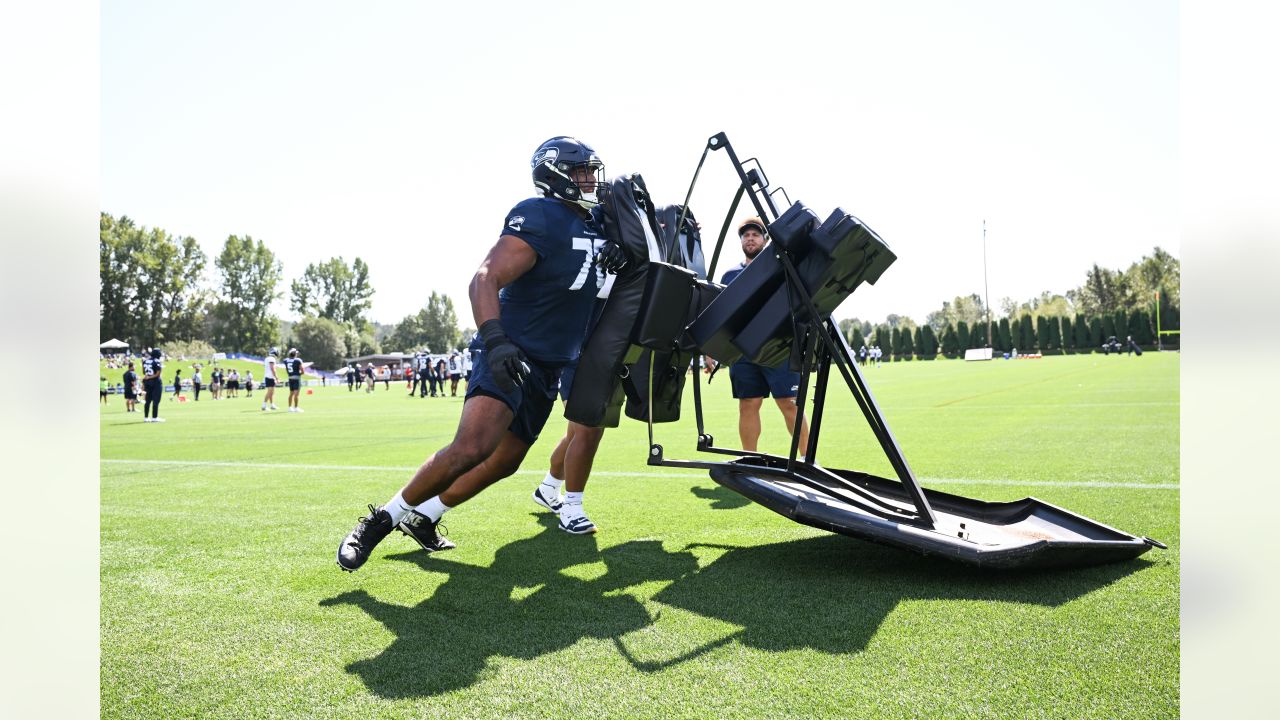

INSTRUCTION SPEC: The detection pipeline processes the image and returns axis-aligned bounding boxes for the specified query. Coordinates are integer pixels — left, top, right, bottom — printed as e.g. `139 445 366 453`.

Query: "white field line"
100 458 1178 490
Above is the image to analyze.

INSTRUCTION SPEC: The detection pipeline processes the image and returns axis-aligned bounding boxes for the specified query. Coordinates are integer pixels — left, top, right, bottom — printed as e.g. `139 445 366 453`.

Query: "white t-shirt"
462 350 472 372
264 355 277 380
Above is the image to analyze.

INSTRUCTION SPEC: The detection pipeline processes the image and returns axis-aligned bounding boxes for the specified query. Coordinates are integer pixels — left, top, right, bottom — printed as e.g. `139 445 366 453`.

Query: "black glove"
595 240 629 274
478 319 530 393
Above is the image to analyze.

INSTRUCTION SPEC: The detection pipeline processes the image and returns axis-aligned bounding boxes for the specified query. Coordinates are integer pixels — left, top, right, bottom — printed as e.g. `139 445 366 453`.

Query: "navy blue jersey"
720 262 747 285
142 357 162 379
286 358 303 377
498 197 605 365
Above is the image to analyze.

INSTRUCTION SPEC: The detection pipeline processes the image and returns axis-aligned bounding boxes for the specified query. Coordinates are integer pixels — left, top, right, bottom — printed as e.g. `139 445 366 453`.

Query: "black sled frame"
642 132 1164 569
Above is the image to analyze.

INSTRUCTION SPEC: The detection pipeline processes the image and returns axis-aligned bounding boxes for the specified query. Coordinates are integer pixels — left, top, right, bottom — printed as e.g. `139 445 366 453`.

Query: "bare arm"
469 235 538 328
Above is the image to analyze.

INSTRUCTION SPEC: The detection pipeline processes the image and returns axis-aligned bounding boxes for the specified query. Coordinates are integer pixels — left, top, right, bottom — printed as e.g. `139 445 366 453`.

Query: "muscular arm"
469 234 538 328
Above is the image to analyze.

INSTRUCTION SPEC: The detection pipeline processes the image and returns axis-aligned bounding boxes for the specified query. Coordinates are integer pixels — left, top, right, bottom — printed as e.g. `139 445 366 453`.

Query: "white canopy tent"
99 338 130 354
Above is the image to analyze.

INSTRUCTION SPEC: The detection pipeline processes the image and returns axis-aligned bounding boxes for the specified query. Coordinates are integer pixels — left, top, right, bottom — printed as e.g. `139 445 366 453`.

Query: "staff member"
142 348 165 423
123 361 139 413
285 348 305 413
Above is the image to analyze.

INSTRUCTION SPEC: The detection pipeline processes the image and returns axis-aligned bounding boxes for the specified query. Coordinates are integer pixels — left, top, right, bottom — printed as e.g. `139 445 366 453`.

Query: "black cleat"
337 504 395 572
398 510 457 553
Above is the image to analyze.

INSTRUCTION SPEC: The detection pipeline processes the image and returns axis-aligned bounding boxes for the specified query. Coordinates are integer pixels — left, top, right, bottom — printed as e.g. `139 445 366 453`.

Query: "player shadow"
322 521 1151 696
689 484 752 510
319 515 701 699
618 534 1152 670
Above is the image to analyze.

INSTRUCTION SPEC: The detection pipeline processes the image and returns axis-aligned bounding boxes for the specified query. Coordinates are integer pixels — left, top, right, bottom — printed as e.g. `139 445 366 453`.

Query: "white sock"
414 495 451 523
562 492 584 517
540 473 564 495
383 491 417 524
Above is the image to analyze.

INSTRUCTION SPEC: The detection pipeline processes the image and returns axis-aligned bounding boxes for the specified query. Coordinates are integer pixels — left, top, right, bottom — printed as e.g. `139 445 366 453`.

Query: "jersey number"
568 238 606 291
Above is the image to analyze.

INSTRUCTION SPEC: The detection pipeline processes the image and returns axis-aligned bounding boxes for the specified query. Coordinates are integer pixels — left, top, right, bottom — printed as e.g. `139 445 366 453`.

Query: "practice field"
100 353 1179 719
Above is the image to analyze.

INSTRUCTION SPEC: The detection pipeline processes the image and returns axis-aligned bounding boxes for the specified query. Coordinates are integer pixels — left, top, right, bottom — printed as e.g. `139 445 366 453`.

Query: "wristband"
478 319 509 352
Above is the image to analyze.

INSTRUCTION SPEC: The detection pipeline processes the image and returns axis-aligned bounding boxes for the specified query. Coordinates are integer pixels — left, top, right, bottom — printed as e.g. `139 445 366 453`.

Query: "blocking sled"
574 132 1165 569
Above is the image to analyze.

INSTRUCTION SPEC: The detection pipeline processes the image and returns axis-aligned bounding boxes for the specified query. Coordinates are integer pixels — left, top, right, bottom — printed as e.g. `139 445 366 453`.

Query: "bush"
1074 315 1090 350
941 325 959 357
998 317 1012 352
292 315 348 370
162 339 216 360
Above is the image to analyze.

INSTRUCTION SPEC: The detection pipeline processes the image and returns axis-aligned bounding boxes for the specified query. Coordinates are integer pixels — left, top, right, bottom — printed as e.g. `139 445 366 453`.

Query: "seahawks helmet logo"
531 147 558 168
508 215 525 231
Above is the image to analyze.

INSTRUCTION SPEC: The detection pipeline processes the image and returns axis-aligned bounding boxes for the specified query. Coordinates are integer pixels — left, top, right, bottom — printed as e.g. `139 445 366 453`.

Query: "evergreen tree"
1059 316 1073 351
913 326 926 357
1037 316 1052 352
1089 316 1104 348
941 324 959 357
926 325 940 357
1074 315 1090 350
1010 318 1021 351
1101 314 1117 342
1046 316 1062 352
851 327 865 352
956 321 970 350
1112 310 1128 340
1020 313 1037 351
998 317 1012 352
1130 310 1153 344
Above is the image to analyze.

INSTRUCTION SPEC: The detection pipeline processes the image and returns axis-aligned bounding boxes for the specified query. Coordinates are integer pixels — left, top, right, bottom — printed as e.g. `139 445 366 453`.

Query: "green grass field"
100 352 1179 719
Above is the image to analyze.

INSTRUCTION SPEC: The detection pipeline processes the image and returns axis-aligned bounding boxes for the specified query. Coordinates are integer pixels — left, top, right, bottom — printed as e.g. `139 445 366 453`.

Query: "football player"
285 348 305 413
338 136 612 571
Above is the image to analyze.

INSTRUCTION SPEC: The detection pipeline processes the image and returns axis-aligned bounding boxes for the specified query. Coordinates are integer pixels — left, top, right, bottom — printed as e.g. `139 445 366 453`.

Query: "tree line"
100 212 467 370
838 246 1180 360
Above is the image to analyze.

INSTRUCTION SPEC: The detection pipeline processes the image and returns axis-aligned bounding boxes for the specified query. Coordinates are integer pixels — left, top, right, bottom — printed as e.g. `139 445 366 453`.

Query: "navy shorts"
288 377 300 391
465 338 562 445
729 358 800 399
265 378 277 388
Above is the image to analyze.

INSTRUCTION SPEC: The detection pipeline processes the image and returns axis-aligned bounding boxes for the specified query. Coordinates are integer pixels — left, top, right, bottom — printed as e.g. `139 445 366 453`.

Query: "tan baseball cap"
738 216 766 236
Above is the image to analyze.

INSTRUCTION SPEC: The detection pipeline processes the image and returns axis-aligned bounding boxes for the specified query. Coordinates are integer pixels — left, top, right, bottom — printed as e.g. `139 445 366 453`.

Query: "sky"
101 0 1178 328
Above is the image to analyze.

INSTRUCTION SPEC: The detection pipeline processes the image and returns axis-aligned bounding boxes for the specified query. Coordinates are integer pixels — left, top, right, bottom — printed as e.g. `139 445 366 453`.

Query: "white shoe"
532 485 563 513
143 418 153 423
294 407 304 413
153 417 165 423
261 405 267 411
558 511 597 535
270 404 278 410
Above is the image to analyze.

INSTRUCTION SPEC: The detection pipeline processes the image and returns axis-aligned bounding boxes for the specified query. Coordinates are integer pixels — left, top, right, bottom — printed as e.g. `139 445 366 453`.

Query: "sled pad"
710 457 1163 569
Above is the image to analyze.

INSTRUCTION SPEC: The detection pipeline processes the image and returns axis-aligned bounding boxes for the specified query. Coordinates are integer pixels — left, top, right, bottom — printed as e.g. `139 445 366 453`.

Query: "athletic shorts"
288 377 300 391
100 390 108 397
465 339 561 445
729 358 800 399
124 389 137 400
265 378 277 388
450 373 461 381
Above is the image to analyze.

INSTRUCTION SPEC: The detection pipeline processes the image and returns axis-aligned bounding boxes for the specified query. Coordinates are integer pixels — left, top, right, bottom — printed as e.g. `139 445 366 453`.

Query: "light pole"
983 220 992 347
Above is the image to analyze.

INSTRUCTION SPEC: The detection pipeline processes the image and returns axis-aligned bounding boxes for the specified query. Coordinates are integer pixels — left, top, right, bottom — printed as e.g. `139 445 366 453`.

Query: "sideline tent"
99 338 129 354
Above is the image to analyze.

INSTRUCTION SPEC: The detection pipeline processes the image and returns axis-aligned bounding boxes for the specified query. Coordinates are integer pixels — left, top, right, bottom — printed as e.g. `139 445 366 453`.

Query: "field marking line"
100 458 1178 490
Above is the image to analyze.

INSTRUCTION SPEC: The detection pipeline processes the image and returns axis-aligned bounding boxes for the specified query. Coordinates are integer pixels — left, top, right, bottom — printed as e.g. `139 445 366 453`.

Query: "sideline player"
337 136 611 571
706 217 810 455
262 347 279 411
285 348 305 412
142 348 165 423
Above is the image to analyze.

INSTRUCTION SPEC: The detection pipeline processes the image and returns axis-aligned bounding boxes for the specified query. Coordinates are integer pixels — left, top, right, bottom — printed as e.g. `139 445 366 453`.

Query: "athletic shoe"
153 417 165 423
558 513 597 535
294 407 304 413
270 404 278 410
337 504 395 572
397 510 457 553
532 485 563 513
143 417 153 423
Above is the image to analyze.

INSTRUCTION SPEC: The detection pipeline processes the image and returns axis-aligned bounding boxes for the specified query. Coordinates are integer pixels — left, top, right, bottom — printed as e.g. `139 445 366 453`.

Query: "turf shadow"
690 484 752 510
320 521 1150 695
629 534 1151 668
319 515 701 698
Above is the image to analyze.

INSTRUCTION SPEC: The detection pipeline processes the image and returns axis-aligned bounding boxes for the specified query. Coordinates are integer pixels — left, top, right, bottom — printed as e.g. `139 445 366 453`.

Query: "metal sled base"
711 456 1164 569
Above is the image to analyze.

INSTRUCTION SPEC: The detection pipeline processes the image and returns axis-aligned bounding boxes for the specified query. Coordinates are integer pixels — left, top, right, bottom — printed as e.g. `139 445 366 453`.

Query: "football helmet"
531 136 605 211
